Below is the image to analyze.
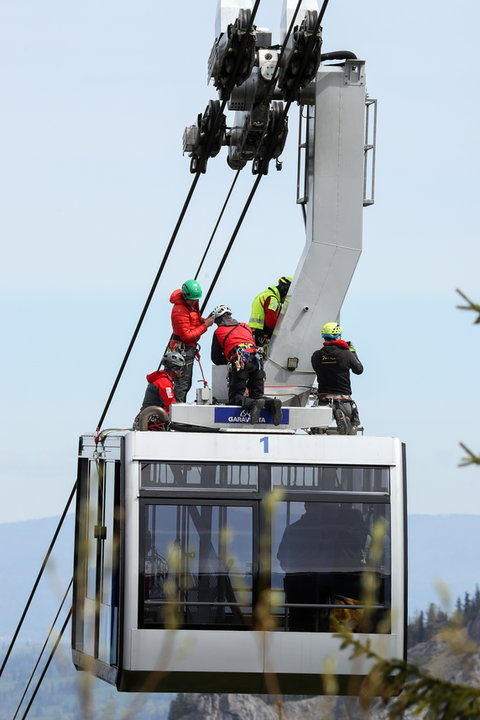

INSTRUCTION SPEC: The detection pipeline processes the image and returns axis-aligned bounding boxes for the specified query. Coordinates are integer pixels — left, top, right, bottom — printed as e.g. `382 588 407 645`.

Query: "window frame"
138 497 260 630
137 461 392 633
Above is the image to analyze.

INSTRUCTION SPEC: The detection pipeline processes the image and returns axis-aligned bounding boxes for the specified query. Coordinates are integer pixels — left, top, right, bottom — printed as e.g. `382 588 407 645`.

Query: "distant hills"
408 514 480 614
0 513 479 718
0 513 478 643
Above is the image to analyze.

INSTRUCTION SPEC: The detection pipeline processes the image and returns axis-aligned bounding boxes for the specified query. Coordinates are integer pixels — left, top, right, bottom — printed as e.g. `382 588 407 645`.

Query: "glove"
347 341 356 352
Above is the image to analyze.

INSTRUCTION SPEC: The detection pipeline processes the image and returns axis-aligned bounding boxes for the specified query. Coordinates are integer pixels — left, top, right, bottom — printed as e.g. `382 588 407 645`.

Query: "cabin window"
141 503 254 629
271 464 389 493
141 462 258 491
271 500 391 632
138 465 393 633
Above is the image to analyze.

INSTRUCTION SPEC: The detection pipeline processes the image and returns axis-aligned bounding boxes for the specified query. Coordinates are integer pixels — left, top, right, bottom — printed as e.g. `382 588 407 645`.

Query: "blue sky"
0 0 479 522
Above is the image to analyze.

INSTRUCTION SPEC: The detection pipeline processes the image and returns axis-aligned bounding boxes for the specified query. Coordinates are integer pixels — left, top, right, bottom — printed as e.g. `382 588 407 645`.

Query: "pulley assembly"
208 9 257 100
277 11 322 101
183 100 226 174
183 4 324 175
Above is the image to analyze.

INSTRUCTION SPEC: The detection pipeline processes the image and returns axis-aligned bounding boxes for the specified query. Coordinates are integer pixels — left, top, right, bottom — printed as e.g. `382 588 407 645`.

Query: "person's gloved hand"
347 341 356 352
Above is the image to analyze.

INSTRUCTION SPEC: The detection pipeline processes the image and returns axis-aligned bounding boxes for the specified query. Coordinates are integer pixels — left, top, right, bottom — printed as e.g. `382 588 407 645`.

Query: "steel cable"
199 2 331 310
11 2 335 713
12 580 73 720
4 3 268 712
194 170 241 279
200 173 263 312
95 0 265 432
20 608 72 720
0 481 76 678
195 0 310 311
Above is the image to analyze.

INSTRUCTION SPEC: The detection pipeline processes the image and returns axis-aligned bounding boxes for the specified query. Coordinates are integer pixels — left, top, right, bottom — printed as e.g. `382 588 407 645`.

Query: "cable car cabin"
72 405 407 694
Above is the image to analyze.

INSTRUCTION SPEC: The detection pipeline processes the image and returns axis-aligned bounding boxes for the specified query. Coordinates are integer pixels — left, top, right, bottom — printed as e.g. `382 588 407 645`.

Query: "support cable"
194 170 241 279
95 172 201 433
20 608 72 720
4 2 333 714
0 481 77 678
10 5 266 709
201 174 263 312
193 0 304 282
12 580 73 720
96 0 264 432
193 0 308 304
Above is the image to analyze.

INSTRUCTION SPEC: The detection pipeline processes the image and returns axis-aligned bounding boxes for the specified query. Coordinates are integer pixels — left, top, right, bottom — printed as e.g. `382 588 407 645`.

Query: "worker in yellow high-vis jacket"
249 276 292 347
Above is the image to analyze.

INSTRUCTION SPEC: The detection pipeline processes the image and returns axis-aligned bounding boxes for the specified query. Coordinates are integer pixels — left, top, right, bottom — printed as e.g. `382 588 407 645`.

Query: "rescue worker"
169 279 214 402
249 276 292 347
211 304 283 425
133 351 185 430
311 322 363 435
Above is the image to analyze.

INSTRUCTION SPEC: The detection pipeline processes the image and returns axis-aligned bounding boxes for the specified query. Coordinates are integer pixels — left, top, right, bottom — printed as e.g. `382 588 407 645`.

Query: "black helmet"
162 351 185 370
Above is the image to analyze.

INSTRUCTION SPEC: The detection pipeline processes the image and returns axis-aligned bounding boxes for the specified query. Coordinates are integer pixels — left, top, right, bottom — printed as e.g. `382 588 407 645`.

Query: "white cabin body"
72 422 406 693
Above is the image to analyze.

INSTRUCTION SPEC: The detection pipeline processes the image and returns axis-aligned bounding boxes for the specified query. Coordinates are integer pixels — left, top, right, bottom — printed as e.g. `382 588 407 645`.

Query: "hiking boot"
249 399 265 425
271 399 282 426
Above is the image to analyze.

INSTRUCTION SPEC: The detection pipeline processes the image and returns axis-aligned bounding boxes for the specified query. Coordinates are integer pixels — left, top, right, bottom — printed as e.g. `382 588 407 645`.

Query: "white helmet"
212 304 232 319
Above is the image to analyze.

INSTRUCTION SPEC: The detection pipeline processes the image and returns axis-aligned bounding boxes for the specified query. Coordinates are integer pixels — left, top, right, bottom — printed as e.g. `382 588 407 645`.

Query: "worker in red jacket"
211 304 282 425
133 351 185 430
169 279 214 402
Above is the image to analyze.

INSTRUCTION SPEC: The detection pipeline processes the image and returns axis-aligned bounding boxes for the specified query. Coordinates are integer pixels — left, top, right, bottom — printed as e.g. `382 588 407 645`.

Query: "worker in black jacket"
311 322 363 434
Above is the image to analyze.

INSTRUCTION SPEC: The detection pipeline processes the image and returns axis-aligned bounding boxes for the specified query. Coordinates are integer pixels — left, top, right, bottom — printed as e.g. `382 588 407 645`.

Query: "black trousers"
252 328 271 347
228 355 265 405
173 345 196 402
283 572 363 631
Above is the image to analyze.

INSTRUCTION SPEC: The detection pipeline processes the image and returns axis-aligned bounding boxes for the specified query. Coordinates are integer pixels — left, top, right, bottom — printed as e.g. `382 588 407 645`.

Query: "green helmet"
181 279 202 300
321 322 342 339
278 276 292 286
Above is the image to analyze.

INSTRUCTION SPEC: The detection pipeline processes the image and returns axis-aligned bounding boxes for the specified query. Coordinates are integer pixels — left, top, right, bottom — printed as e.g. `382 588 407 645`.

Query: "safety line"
0 481 76 679
20 608 72 720
12 580 73 720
